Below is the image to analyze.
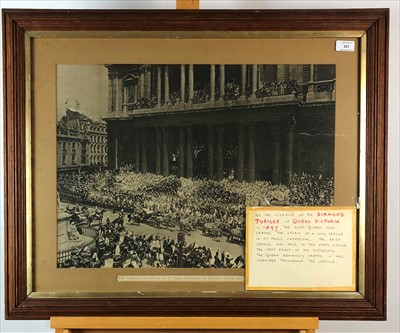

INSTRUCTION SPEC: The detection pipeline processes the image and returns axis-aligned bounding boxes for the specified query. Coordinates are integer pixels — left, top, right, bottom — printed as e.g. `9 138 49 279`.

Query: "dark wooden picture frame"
3 9 388 320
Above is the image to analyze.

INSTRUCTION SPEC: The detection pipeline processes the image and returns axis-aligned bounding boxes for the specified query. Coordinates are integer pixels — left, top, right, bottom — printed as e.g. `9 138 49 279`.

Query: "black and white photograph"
56 63 336 269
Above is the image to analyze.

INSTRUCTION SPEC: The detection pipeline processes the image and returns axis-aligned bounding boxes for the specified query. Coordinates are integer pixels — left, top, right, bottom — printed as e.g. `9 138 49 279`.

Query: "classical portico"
104 64 335 184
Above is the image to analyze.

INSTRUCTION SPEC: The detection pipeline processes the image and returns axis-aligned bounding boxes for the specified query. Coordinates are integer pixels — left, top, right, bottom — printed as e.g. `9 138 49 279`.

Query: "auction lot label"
246 206 356 291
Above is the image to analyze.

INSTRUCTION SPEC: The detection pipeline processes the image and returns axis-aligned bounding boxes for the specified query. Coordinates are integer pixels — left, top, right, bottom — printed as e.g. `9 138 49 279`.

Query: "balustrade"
114 65 334 115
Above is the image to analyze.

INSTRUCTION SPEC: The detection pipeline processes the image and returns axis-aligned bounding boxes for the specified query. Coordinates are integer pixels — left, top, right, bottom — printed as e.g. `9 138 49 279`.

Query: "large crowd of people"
255 79 298 98
59 214 245 269
57 168 333 268
149 78 300 108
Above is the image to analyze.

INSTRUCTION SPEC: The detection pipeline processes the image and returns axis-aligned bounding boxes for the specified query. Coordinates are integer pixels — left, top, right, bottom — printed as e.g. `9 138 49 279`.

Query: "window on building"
123 73 139 104
315 65 335 81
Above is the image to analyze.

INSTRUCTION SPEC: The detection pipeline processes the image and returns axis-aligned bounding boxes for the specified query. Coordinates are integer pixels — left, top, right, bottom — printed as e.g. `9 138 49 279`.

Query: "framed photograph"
3 9 388 320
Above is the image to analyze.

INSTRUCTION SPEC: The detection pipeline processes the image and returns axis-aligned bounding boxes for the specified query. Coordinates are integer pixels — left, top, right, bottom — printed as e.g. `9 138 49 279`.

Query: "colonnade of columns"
109 64 264 113
109 122 295 184
108 64 336 122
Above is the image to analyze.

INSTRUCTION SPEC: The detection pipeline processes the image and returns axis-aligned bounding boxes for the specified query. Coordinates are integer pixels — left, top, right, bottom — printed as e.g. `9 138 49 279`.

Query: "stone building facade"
87 121 108 167
57 108 108 172
104 64 335 184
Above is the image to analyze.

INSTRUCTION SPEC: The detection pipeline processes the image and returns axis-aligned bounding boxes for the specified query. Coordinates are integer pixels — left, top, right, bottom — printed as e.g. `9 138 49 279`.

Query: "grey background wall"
0 1 398 332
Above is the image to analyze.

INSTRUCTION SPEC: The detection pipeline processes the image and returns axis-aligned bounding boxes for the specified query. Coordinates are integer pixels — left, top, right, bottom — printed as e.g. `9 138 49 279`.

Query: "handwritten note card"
246 207 356 291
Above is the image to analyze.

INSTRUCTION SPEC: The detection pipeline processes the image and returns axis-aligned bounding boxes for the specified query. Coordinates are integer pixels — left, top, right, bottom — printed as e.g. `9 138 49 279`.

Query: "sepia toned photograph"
56 63 336 269
4 7 389 321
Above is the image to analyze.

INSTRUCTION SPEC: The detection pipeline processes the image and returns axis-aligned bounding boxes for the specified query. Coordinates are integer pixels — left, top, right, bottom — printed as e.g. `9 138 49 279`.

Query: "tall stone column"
140 71 145 98
207 126 215 179
134 130 140 173
123 86 127 114
113 77 118 114
178 127 185 177
155 128 162 175
114 129 119 170
108 74 113 114
115 76 122 114
141 129 148 173
295 132 302 176
295 65 304 84
146 69 151 98
219 65 225 100
277 64 287 82
247 123 256 182
251 64 258 97
189 64 194 103
310 64 315 80
283 119 295 185
157 65 162 106
186 126 193 178
241 64 247 98
236 124 245 182
134 85 138 103
272 126 281 184
124 86 130 115
162 127 169 176
216 125 224 181
210 64 216 102
306 64 315 102
180 64 186 103
164 65 170 104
